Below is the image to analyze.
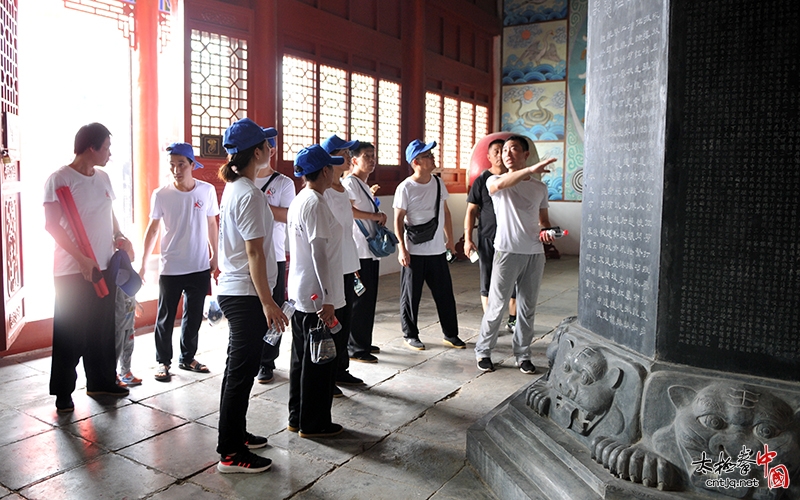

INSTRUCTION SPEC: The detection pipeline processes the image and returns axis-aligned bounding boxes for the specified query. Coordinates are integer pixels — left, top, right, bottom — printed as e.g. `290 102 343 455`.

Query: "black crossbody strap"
260 172 280 193
354 179 379 213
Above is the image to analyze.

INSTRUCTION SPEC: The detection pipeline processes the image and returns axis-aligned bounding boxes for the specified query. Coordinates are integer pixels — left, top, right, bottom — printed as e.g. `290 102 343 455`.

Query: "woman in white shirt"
215 118 287 474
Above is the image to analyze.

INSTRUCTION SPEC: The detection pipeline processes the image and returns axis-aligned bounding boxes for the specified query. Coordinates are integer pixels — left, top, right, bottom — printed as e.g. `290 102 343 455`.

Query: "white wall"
377 192 580 276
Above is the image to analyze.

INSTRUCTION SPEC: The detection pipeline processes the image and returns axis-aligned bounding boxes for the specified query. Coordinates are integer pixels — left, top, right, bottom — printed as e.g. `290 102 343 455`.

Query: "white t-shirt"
254 172 295 262
393 176 449 256
287 188 345 313
324 186 360 274
488 175 549 255
43 165 116 276
343 175 380 261
217 176 277 296
149 180 220 275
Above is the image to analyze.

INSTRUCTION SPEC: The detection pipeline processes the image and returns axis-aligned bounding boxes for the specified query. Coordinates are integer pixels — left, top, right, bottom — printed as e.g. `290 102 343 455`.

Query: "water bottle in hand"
310 294 342 333
264 299 296 345
543 227 569 238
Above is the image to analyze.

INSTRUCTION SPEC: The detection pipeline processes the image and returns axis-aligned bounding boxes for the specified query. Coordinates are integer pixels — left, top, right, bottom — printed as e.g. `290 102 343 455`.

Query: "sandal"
178 359 210 373
155 364 171 382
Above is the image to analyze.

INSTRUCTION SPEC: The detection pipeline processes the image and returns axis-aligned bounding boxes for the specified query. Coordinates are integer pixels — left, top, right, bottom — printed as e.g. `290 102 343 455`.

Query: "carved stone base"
467 389 701 500
467 320 800 500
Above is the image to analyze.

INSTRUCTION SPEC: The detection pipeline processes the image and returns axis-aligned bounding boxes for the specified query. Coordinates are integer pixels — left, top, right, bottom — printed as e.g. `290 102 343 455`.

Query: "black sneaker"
244 432 268 449
257 366 274 384
404 338 425 350
443 336 466 349
370 345 381 354
336 372 364 386
217 450 272 473
349 352 378 363
506 318 516 332
55 396 74 413
287 423 299 432
299 423 344 438
477 358 495 372
518 360 537 374
332 386 344 398
87 385 129 397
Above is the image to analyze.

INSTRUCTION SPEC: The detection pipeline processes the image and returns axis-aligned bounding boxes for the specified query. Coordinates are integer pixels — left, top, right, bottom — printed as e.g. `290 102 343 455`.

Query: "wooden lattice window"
1 0 18 115
189 29 248 153
425 91 489 171
281 55 401 164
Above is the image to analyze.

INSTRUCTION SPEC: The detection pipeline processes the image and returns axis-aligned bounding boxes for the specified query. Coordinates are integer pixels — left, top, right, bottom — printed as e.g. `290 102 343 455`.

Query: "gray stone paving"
0 256 578 499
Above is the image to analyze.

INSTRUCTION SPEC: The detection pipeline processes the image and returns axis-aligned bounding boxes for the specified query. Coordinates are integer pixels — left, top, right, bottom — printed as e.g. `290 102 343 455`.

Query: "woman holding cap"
215 118 288 473
286 144 346 438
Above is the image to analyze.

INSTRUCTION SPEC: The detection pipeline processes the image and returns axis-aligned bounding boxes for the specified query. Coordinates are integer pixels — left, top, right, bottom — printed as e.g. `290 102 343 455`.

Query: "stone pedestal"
468 0 799 498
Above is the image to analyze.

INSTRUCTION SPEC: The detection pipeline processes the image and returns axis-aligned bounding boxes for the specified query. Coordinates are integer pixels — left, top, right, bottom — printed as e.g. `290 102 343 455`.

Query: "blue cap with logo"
166 142 204 170
405 139 436 164
321 134 359 154
109 250 142 297
223 118 278 154
294 144 344 177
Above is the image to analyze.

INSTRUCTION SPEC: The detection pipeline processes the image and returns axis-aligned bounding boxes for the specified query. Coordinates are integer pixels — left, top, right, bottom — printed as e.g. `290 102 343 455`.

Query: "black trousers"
216 295 265 456
259 260 286 369
399 253 459 339
334 273 354 377
288 310 336 432
50 271 117 396
348 258 379 356
154 270 210 366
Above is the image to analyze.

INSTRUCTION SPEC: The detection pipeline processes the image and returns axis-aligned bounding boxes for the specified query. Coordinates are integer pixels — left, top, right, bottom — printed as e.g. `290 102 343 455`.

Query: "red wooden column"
253 0 278 129
401 0 425 171
133 0 160 239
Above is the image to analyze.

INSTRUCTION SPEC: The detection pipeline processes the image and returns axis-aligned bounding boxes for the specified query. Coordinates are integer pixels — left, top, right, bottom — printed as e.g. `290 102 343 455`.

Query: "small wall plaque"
200 134 226 158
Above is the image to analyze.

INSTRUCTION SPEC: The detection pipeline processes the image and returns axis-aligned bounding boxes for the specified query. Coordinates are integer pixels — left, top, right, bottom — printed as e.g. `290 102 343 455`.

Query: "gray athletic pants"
475 251 545 362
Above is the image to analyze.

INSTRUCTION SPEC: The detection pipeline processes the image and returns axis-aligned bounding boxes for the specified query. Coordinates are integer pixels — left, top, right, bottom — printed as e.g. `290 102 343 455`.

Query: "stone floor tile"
238 396 290 438
148 481 228 500
294 466 429 500
345 432 467 492
409 348 486 385
139 380 222 421
118 421 218 478
370 371 462 406
190 447 332 500
430 465 500 499
0 428 105 490
0 408 53 447
333 391 428 433
269 422 387 465
63 403 187 451
19 453 174 500
19 391 131 428
396 405 483 449
0 359 45 384
0 373 52 409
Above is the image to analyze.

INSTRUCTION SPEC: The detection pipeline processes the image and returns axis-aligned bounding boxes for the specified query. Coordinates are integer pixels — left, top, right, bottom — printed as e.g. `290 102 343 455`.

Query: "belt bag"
404 176 441 245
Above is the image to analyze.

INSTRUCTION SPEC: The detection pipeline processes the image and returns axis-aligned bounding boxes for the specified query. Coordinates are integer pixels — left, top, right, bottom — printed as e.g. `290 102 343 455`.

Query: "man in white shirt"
474 135 556 374
140 143 220 382
253 135 296 384
393 140 465 351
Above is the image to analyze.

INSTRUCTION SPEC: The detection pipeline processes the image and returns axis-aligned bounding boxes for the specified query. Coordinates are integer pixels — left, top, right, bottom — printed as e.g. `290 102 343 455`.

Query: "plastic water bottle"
543 227 569 238
207 298 223 326
310 294 342 333
263 299 296 345
469 250 480 263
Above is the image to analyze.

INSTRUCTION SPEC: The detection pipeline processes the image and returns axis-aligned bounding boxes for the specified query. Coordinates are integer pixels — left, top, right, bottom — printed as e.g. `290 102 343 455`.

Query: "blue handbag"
353 180 398 257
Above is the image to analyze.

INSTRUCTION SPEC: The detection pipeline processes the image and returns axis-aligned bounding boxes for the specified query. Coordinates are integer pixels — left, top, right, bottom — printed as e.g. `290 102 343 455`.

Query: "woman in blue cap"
215 118 288 473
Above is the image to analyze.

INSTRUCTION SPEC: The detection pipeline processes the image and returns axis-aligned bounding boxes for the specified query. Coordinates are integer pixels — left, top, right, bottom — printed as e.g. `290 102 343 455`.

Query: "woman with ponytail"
215 118 288 474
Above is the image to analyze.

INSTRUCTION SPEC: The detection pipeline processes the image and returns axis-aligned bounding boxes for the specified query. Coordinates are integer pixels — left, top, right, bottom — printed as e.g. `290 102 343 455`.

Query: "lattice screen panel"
282 55 317 161
475 105 488 144
424 92 442 166
1 0 17 115
377 80 400 165
442 97 458 169
320 65 347 140
459 101 474 170
190 29 248 153
350 73 375 145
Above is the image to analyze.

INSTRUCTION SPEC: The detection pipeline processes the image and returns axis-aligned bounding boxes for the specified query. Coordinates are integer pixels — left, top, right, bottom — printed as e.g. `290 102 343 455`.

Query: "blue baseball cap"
405 139 436 164
166 142 204 170
321 134 359 154
223 118 278 154
109 250 142 297
294 145 344 177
